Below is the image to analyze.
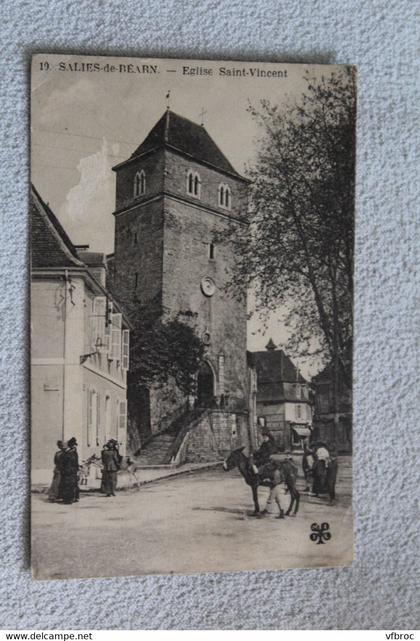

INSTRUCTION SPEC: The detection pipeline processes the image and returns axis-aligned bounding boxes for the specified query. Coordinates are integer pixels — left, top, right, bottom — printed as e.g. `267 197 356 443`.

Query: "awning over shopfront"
292 426 311 438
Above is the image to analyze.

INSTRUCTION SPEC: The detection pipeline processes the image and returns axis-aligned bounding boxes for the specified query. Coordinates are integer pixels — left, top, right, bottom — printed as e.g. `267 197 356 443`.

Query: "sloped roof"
30 185 133 329
117 110 245 180
247 348 307 384
255 382 286 403
30 186 84 269
77 251 106 266
248 347 307 403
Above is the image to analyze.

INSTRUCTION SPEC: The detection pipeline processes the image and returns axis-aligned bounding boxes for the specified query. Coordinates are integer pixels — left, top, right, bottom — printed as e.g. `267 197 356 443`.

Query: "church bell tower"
112 109 249 446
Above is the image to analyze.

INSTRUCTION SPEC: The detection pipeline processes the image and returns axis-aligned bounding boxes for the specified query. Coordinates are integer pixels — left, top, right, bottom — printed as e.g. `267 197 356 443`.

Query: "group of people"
48 437 123 503
302 441 336 494
48 437 80 504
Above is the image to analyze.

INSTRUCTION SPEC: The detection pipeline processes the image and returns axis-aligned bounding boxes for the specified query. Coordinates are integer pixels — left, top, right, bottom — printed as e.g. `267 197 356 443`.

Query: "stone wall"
181 410 249 463
112 146 249 455
113 198 164 310
114 149 165 213
164 149 248 219
162 195 248 410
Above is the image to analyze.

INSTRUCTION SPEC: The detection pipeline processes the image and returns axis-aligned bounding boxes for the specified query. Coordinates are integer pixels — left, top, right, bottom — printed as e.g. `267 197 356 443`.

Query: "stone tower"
111 110 249 453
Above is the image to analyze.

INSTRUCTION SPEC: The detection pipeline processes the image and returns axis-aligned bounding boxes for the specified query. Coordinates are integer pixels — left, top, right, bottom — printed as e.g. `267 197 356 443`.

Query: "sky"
31 54 333 377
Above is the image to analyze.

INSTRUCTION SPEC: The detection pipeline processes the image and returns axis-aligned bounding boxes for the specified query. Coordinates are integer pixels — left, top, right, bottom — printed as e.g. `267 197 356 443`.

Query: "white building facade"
30 187 130 484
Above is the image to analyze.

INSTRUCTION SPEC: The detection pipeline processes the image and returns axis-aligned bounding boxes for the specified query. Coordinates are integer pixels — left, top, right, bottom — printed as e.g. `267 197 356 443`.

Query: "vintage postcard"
30 54 355 579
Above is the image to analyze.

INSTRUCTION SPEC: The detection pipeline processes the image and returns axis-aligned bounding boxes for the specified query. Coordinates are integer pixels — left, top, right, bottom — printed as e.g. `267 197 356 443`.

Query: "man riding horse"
250 430 277 475
238 430 299 517
224 444 300 517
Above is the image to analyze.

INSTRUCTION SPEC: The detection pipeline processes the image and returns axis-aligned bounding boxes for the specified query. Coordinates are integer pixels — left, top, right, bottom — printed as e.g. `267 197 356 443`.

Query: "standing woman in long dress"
48 440 63 502
67 437 80 502
58 440 79 504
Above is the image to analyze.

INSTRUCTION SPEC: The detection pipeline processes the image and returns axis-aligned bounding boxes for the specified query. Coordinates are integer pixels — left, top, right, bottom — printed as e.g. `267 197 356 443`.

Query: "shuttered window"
87 388 97 447
122 329 130 370
96 392 101 446
110 313 122 361
91 296 107 351
119 400 127 434
87 389 93 447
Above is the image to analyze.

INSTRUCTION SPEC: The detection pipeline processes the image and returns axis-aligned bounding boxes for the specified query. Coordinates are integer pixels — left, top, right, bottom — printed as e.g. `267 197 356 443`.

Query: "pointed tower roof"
265 338 277 351
113 110 248 181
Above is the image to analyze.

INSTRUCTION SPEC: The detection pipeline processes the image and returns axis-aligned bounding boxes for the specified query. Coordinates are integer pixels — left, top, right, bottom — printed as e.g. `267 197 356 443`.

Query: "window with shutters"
104 394 112 442
115 399 120 440
122 329 130 370
87 388 97 447
118 400 127 436
96 392 101 446
109 313 122 361
91 296 107 352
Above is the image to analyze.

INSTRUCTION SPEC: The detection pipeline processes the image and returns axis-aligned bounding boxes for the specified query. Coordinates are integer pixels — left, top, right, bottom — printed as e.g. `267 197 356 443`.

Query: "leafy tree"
222 67 356 440
123 295 205 395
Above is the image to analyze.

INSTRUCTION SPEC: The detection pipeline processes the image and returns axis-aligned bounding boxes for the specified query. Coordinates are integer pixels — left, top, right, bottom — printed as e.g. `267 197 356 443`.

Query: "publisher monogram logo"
310 522 331 544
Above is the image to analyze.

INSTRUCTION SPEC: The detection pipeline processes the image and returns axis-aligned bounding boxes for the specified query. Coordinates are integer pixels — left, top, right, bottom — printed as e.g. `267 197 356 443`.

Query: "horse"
223 447 300 517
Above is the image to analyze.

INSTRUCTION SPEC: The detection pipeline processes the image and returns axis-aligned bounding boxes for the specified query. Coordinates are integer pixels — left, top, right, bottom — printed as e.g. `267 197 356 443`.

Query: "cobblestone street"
32 459 352 580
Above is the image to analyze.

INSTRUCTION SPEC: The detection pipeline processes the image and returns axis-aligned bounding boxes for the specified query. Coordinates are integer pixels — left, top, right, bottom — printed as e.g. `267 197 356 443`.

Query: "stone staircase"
133 432 177 466
133 405 206 466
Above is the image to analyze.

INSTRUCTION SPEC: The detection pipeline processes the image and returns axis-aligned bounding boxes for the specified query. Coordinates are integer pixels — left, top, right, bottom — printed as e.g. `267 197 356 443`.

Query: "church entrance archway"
197 361 215 408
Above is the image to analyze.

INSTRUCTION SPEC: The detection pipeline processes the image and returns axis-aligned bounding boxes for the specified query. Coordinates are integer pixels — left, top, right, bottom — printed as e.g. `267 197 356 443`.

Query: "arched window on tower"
225 186 230 209
194 174 200 196
134 170 146 197
188 171 194 195
187 170 201 198
219 183 231 210
219 185 225 207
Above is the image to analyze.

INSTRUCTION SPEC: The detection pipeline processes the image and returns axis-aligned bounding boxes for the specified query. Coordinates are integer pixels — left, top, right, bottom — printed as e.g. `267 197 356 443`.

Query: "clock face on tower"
201 276 216 297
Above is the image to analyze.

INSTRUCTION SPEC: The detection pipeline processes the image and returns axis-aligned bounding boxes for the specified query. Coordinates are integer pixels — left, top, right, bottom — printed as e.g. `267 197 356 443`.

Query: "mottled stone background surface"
0 0 418 630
